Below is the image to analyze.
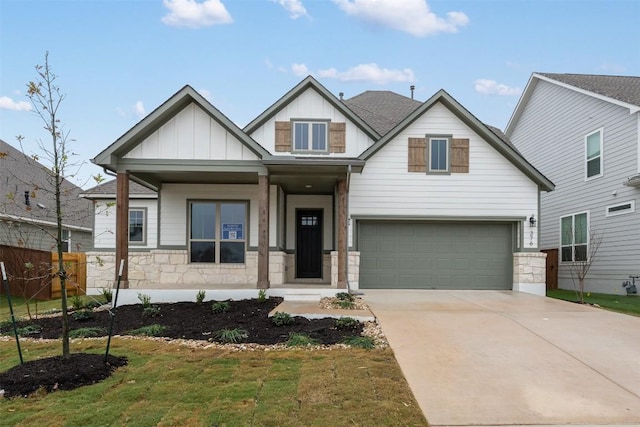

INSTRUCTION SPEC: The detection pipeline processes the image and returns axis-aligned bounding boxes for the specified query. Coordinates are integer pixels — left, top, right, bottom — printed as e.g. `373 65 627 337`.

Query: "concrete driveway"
362 290 640 427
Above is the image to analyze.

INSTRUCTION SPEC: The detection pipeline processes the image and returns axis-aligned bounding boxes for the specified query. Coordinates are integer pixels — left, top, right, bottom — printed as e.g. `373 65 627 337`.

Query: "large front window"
189 201 246 263
561 212 588 262
293 121 327 152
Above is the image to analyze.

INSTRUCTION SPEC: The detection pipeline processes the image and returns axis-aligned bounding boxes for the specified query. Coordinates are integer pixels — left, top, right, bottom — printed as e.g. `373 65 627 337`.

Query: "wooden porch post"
337 178 347 289
257 174 270 289
115 172 129 288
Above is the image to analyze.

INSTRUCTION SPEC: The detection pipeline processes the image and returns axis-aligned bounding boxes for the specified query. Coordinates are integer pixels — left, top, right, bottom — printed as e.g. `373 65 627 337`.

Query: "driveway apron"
362 290 640 427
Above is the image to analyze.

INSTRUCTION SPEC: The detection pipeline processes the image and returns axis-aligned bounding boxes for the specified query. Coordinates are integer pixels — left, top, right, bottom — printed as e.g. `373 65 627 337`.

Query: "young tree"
566 229 603 304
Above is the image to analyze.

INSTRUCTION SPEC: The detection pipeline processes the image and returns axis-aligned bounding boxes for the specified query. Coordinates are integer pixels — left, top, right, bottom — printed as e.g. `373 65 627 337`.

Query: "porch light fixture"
529 214 536 228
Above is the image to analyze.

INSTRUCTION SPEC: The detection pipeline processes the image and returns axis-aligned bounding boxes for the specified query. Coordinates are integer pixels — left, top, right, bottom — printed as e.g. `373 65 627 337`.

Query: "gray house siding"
510 80 640 294
0 221 92 252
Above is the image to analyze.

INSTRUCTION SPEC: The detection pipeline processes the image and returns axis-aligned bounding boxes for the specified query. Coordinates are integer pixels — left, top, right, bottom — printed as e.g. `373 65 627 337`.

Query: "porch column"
337 178 347 289
257 173 270 289
115 172 129 288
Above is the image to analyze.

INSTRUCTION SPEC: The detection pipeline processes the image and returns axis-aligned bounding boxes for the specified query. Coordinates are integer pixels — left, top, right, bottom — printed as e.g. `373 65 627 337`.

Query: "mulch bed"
0 297 365 398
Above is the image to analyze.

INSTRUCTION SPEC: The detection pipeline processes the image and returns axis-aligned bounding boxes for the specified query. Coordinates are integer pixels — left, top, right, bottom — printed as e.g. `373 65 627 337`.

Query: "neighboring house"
80 179 158 250
87 76 553 296
506 73 640 294
0 138 93 252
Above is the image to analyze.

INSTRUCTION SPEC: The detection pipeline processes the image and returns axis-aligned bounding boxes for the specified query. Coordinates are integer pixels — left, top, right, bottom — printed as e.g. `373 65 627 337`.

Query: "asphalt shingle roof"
0 139 92 228
539 73 640 107
344 91 422 136
83 179 157 196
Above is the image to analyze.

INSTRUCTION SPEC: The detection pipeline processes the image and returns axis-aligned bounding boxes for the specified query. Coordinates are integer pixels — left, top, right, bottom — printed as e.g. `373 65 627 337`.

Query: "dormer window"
293 121 328 152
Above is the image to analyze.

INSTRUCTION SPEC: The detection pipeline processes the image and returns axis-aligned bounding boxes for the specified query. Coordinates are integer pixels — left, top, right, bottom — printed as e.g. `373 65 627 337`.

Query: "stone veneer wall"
330 251 360 288
512 252 547 296
87 250 288 289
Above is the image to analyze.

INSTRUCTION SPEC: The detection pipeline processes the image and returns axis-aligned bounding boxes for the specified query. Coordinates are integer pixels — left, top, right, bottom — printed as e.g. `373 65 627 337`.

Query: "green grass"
0 338 429 426
0 295 106 322
547 289 640 317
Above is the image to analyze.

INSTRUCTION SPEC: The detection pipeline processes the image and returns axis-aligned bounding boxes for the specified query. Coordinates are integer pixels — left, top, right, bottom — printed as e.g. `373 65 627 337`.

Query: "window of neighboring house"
586 129 603 179
189 201 246 263
61 229 71 252
293 121 328 152
561 212 588 262
428 137 450 173
129 208 146 245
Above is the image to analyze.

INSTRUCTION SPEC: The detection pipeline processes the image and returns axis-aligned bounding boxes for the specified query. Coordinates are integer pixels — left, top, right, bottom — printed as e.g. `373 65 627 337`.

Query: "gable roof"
506 73 640 135
93 85 271 168
359 90 554 191
243 75 380 140
80 178 157 199
0 139 92 230
343 90 422 136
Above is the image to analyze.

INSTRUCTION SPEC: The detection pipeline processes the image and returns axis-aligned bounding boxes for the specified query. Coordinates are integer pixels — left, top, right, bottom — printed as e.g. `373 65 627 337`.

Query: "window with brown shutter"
451 138 469 173
329 122 346 153
408 137 427 172
275 121 292 152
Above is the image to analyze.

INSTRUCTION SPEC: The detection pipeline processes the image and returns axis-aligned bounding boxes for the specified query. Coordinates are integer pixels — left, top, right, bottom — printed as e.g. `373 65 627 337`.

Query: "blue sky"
1 0 639 188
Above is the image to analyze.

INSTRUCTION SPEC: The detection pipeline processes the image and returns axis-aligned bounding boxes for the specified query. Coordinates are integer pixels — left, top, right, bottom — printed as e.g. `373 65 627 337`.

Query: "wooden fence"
0 245 86 301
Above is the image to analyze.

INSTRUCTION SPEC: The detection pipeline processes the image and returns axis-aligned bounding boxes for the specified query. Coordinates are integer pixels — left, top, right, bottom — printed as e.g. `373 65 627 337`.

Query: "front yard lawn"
0 338 428 426
547 289 640 317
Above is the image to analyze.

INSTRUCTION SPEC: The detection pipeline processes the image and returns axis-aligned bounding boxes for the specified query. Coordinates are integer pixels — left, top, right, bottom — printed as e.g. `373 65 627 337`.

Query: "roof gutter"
0 213 92 233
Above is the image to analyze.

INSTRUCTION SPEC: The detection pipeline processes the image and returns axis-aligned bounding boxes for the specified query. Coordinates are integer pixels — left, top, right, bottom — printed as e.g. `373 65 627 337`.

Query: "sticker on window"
222 223 243 240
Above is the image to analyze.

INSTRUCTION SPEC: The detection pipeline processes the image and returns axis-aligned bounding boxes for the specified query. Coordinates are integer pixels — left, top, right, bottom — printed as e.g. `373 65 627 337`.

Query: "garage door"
359 221 513 289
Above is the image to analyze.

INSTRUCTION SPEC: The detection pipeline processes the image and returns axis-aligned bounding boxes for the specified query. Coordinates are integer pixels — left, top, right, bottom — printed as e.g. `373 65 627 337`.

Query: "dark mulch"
0 297 364 398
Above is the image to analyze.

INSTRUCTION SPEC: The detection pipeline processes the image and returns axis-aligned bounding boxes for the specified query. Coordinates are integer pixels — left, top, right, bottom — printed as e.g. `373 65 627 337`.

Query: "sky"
1 0 639 188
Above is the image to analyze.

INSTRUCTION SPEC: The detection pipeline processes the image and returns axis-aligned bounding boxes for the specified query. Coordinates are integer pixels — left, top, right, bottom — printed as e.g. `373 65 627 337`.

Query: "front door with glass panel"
296 209 323 278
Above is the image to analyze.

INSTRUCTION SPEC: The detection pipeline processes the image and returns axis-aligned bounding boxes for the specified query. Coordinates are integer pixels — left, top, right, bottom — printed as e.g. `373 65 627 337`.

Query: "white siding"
349 102 539 247
248 88 376 157
124 103 259 161
286 195 334 251
510 79 640 294
93 199 158 249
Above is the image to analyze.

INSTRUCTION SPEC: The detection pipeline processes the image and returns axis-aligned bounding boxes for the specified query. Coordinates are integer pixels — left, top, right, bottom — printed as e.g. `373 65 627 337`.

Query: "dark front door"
296 209 323 278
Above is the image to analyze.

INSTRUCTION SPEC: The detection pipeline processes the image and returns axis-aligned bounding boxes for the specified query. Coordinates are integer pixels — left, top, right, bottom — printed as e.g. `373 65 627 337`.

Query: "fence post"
1 262 24 364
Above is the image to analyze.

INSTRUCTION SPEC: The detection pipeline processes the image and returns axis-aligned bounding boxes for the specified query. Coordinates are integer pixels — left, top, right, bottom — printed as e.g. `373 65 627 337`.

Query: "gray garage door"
359 221 513 289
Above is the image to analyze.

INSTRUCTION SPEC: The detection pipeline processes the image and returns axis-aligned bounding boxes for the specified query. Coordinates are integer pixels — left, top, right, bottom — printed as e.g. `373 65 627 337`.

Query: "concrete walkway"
362 290 640 427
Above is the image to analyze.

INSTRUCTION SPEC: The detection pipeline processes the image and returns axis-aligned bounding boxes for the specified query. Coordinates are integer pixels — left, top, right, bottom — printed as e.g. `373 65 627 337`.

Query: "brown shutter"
451 138 469 173
329 122 346 153
275 121 292 152
408 137 427 172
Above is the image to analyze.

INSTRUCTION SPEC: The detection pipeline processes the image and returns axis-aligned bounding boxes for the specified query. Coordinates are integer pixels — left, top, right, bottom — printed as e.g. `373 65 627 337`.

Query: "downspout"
346 164 352 293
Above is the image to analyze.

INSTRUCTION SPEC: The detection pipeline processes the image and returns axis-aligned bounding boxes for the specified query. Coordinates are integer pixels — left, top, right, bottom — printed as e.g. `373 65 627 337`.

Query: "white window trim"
128 208 147 246
61 229 71 253
291 120 329 153
427 135 451 174
560 211 590 263
605 200 635 217
585 127 604 181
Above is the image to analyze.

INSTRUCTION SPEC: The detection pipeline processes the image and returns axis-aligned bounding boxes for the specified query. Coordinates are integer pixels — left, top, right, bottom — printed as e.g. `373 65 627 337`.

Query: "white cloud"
291 63 310 76
600 62 627 74
474 79 521 96
134 101 146 118
317 63 415 84
272 0 309 19
0 96 31 111
332 0 468 37
162 0 232 29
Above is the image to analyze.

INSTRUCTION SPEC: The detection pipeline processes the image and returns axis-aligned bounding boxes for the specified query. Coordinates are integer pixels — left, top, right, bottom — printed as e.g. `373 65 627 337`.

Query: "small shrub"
69 327 106 338
101 287 113 303
286 333 319 347
142 305 161 318
72 309 94 321
335 317 358 329
14 324 42 336
257 288 267 303
271 311 294 326
214 328 248 343
196 289 206 304
0 320 12 329
342 336 376 350
337 300 355 309
137 292 152 308
85 300 102 310
70 294 84 311
211 301 230 314
128 324 166 336
336 292 354 302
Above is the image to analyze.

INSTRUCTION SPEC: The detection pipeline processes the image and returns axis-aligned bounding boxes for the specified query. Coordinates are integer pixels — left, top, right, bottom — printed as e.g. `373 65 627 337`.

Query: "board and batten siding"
124 103 259 161
159 184 279 248
93 199 158 249
509 79 640 294
285 195 334 251
248 89 376 157
349 102 540 247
